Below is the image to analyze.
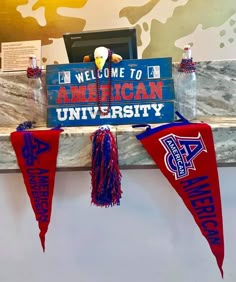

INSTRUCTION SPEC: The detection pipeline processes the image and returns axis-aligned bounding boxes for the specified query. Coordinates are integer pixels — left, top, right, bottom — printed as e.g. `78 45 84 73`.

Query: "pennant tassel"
91 127 122 207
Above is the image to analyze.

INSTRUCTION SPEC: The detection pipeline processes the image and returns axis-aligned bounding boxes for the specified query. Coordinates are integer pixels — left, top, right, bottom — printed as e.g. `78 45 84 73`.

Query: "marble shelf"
1 116 236 172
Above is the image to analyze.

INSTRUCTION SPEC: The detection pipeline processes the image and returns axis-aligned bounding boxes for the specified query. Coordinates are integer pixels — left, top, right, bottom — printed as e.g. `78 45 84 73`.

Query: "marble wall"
0 72 47 127
1 59 236 170
173 60 236 116
0 60 235 128
193 60 236 116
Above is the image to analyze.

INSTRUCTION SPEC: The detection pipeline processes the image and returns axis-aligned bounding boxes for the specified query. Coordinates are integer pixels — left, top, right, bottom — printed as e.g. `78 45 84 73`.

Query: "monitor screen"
63 27 138 63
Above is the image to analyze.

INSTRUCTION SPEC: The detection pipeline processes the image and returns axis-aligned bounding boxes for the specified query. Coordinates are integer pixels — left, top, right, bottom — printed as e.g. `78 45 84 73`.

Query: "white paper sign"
1 40 41 72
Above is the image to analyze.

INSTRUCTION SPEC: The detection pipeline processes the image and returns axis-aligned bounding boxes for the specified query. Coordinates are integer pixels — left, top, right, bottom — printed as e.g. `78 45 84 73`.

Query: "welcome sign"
46 58 175 127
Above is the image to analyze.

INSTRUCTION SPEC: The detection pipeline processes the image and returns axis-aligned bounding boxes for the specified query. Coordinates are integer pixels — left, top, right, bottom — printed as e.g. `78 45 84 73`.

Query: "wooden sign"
46 57 175 127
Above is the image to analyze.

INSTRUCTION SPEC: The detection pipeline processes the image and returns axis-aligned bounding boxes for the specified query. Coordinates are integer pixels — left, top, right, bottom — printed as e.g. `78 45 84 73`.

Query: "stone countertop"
1 116 236 172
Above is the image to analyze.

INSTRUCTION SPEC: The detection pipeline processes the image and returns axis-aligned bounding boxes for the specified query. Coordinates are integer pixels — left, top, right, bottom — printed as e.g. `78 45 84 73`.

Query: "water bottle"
27 55 46 122
175 45 197 120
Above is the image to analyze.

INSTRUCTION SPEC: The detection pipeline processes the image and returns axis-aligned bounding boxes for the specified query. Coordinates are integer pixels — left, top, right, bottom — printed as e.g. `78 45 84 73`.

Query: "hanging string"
95 49 112 115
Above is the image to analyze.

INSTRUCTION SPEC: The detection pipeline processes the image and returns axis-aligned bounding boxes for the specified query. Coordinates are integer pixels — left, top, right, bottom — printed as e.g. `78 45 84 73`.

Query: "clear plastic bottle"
27 55 46 122
175 45 197 120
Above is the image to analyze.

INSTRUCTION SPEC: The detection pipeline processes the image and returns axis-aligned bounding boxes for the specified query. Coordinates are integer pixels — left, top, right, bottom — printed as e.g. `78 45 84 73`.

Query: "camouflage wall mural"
0 0 236 66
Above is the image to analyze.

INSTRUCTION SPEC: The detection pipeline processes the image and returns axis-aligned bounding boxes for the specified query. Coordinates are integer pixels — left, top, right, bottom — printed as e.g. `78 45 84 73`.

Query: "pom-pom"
90 126 122 207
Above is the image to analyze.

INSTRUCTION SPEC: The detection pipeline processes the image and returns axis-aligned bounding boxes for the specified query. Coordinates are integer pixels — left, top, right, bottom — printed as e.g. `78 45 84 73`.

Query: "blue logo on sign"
160 133 207 179
59 71 71 84
147 66 160 79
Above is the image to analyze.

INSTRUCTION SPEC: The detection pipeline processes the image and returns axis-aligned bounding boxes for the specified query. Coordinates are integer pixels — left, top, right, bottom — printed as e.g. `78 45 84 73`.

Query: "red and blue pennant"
134 113 224 277
10 126 63 251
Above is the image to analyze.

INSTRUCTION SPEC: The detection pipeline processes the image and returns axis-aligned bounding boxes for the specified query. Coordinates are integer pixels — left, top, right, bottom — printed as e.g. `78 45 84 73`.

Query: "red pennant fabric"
135 117 224 277
10 128 63 251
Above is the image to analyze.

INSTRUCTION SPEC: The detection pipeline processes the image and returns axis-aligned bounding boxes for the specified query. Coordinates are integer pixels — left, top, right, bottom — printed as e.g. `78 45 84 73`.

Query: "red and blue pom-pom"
90 126 122 207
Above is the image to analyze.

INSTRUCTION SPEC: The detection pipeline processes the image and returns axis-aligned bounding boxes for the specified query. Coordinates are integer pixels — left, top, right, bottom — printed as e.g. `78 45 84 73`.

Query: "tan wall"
1 0 236 66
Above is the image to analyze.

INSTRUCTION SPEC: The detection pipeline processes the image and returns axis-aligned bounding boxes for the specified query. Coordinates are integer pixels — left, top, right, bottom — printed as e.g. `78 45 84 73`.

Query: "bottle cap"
183 45 192 59
28 55 37 69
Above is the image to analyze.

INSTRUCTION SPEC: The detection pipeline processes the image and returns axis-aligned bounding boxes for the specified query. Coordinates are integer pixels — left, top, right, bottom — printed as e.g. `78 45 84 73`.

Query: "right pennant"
134 116 224 277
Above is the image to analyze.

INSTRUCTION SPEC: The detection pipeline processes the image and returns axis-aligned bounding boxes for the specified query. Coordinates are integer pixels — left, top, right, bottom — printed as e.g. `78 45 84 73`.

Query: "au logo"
160 133 207 179
58 71 71 84
147 66 160 79
22 133 50 166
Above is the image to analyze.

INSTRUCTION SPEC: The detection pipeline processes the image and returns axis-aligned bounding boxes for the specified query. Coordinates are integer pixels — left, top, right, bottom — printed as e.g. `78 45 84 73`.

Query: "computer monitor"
63 27 138 63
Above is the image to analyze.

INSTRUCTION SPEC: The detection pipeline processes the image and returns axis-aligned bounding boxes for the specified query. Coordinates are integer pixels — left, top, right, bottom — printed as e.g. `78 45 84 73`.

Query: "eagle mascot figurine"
83 46 122 70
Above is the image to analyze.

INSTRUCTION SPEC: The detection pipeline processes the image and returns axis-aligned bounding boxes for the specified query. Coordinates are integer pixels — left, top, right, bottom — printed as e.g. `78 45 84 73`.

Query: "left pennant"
10 128 63 251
